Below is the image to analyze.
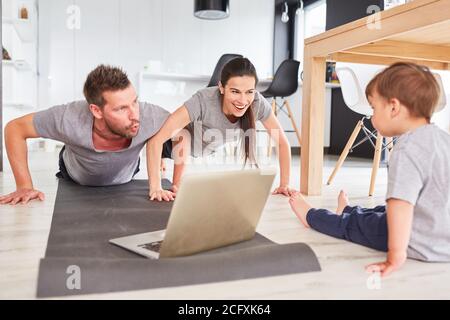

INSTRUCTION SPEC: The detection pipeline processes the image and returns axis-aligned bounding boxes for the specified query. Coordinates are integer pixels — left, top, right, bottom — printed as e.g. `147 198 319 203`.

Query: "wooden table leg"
385 136 393 162
300 54 326 195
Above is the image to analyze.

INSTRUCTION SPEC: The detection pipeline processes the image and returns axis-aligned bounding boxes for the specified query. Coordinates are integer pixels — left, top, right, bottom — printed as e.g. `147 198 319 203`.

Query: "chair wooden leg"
283 99 302 146
267 99 276 157
327 120 363 185
369 133 383 196
385 136 393 162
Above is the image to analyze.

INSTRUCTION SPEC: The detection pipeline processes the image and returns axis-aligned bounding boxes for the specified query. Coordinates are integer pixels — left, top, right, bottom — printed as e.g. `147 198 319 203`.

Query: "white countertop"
140 71 211 82
139 71 340 88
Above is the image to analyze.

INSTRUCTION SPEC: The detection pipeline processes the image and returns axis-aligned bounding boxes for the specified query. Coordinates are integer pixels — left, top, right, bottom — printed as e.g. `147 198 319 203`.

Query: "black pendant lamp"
194 0 230 20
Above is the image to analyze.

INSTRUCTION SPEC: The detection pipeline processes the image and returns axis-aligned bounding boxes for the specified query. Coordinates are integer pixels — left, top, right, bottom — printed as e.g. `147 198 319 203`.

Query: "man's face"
101 85 140 139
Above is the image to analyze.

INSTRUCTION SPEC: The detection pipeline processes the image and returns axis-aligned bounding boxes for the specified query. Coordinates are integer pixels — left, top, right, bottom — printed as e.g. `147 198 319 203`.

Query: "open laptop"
109 168 276 259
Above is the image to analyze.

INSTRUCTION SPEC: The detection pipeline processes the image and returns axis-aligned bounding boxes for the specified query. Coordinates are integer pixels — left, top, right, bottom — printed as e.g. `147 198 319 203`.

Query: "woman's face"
219 75 256 121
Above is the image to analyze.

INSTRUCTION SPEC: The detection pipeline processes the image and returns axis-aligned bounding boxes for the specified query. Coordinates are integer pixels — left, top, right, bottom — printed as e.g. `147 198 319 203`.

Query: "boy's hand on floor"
366 250 407 277
0 188 45 205
272 185 297 197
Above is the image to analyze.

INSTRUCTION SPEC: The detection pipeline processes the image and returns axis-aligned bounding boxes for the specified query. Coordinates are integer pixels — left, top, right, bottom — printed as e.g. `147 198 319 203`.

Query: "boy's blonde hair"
365 62 440 120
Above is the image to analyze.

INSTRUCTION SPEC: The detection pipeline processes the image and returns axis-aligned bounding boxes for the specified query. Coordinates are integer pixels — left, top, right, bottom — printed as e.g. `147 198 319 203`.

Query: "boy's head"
365 62 440 137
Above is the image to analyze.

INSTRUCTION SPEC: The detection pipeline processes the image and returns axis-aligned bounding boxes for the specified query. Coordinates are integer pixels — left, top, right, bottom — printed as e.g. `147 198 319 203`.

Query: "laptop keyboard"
139 240 163 252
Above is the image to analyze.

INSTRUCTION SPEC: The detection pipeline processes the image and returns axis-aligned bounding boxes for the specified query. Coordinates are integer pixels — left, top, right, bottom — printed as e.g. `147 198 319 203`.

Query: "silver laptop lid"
159 168 276 258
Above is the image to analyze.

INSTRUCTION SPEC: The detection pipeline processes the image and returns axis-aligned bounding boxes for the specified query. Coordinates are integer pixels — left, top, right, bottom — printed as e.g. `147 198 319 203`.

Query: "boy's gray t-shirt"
386 124 450 262
33 100 169 186
183 86 272 157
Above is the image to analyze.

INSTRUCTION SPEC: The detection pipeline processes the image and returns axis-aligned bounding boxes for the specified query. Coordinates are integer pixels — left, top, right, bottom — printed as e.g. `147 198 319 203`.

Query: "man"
0 64 171 205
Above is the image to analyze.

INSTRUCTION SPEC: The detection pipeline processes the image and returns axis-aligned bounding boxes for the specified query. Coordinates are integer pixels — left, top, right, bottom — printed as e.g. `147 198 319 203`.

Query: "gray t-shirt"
386 124 450 262
33 100 169 186
183 87 272 157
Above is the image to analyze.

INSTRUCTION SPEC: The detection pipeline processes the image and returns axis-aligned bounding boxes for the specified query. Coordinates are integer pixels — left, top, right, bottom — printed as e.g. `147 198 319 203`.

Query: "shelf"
2 17 34 42
259 78 340 88
3 101 35 109
326 82 341 89
2 16 13 24
2 59 31 71
13 59 31 70
140 71 211 82
2 60 15 66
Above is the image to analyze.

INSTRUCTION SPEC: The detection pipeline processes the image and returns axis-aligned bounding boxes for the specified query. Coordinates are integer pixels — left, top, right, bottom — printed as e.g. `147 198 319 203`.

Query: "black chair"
207 53 243 87
260 59 301 155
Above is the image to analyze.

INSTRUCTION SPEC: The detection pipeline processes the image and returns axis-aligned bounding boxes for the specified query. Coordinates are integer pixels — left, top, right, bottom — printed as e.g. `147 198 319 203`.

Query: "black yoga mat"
37 179 321 297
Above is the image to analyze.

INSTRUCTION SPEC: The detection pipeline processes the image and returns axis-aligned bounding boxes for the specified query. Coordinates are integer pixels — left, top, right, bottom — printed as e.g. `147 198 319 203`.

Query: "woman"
147 57 296 201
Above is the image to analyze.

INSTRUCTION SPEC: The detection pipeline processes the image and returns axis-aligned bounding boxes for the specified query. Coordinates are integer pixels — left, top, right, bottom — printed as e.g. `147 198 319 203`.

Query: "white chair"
326 63 386 196
327 62 447 196
433 72 448 114
431 72 449 133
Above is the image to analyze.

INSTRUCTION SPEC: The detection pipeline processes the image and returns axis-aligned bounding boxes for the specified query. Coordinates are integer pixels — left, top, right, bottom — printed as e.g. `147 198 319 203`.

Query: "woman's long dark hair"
220 57 259 167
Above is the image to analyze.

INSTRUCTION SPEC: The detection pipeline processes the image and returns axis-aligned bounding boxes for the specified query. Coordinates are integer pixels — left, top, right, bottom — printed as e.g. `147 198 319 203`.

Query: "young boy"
290 62 450 277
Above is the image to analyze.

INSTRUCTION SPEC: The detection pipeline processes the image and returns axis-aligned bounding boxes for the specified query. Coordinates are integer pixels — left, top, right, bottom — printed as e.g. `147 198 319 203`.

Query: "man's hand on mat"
149 189 176 202
0 188 45 205
365 250 407 278
272 185 297 197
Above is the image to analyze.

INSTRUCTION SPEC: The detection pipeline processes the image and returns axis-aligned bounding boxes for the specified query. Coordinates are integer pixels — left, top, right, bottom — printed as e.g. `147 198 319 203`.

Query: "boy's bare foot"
336 190 349 215
289 193 312 228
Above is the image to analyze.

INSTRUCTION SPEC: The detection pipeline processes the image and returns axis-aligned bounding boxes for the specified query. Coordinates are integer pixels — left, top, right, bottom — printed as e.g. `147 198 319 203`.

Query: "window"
295 0 327 68
303 0 327 38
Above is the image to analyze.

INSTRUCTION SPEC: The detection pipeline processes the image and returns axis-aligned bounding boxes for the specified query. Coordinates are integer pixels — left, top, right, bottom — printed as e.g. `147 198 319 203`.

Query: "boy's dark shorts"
56 139 173 182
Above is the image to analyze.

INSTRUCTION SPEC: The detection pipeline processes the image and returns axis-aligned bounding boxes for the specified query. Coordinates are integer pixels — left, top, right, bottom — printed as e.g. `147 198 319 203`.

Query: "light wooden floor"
1 148 449 299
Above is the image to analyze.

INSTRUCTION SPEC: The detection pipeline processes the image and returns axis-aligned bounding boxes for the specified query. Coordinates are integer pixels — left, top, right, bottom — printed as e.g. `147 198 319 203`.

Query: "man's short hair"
365 62 440 120
83 65 131 107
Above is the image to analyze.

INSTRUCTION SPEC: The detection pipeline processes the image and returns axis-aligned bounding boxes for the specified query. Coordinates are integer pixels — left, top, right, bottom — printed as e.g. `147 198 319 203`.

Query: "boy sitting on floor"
290 62 450 277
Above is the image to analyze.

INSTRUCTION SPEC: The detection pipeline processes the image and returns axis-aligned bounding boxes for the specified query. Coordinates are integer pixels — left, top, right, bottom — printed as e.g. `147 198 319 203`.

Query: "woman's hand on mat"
149 189 176 202
0 188 45 205
365 250 407 277
272 185 297 197
170 184 179 194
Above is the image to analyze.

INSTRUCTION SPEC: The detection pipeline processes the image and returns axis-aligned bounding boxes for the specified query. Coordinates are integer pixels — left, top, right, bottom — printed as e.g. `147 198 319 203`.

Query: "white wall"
2 0 38 108
36 0 338 148
37 0 274 108
2 0 38 155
